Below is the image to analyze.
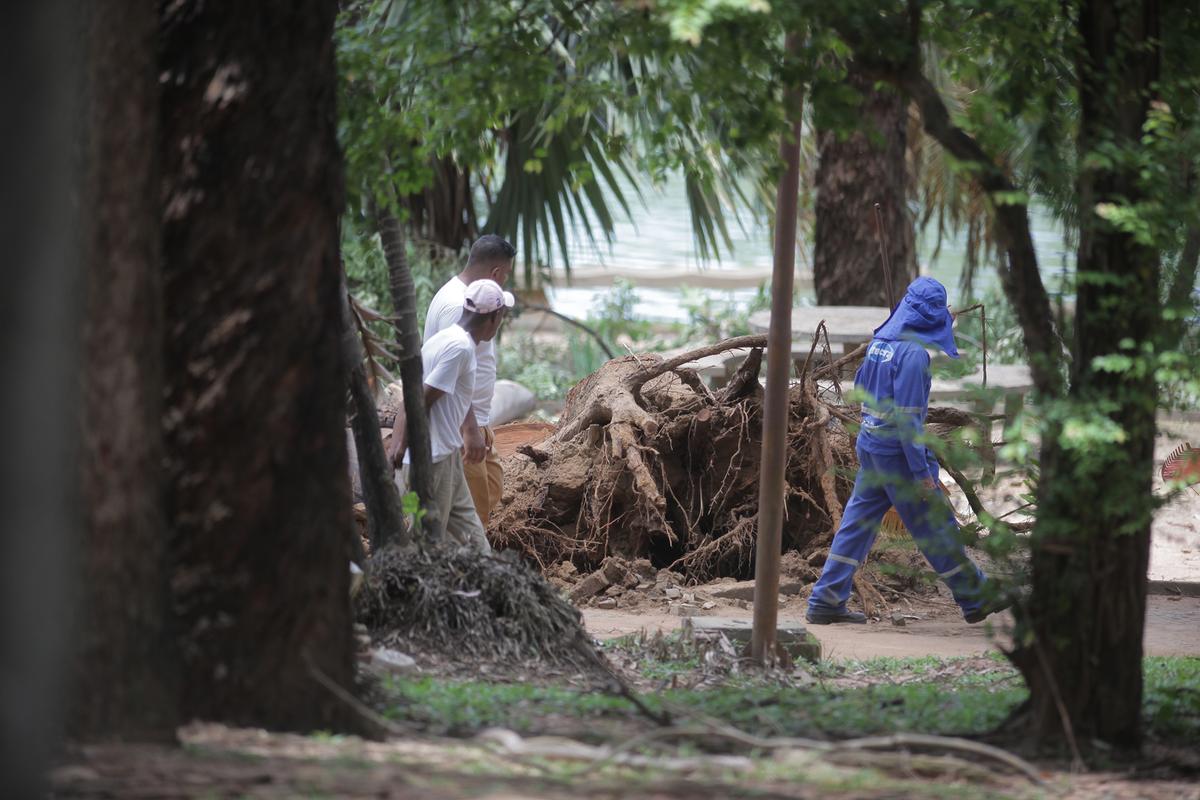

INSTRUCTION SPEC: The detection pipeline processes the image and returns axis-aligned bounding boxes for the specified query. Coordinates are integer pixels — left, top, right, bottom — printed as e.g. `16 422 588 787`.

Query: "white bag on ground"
489 379 536 425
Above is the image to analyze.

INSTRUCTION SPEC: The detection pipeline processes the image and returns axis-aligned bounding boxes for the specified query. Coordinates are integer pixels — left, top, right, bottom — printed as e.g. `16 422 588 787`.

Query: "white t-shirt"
424 276 496 426
405 325 476 464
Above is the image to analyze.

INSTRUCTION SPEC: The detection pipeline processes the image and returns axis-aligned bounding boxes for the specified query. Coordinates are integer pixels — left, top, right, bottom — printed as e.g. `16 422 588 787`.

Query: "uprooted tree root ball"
356 544 606 674
490 335 979 591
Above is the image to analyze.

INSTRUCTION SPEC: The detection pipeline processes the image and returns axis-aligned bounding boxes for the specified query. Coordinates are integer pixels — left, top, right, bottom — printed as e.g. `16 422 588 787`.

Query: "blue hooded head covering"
873 276 959 358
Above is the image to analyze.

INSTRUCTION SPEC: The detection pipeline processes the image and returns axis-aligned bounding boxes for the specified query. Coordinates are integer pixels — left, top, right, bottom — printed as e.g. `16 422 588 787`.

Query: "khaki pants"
464 425 504 526
396 451 490 552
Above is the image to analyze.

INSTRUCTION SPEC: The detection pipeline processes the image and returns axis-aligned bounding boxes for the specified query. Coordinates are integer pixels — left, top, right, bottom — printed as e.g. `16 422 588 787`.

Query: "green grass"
378 654 1200 746
1143 656 1200 740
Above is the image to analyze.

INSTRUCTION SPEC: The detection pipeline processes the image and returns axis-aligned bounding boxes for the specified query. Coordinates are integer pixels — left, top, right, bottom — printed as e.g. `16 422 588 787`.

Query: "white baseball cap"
463 279 515 314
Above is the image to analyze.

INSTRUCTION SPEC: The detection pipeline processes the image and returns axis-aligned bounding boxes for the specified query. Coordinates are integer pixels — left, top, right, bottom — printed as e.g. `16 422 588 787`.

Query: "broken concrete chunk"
601 557 637 589
664 586 683 600
655 569 685 587
710 579 809 602
568 571 610 603
369 647 417 676
689 617 822 663
630 558 658 580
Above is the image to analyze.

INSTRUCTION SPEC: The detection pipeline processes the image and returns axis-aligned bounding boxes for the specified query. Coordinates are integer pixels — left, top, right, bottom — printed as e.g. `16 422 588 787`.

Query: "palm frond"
484 111 640 285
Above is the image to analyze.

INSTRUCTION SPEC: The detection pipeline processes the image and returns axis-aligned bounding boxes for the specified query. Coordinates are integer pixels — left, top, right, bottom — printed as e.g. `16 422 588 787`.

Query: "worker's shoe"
806 608 867 625
964 595 1014 624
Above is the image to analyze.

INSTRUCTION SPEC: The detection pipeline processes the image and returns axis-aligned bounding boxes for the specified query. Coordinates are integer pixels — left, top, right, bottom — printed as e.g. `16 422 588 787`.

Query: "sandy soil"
583 593 1200 660
1150 417 1200 581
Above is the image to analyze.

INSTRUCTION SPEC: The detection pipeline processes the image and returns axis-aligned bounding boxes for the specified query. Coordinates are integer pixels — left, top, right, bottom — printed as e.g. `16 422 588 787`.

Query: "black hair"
458 308 504 333
466 234 516 268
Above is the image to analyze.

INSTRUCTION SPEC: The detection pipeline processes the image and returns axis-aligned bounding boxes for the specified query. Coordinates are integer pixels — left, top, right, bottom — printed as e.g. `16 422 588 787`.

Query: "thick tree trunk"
1014 0 1161 748
160 0 357 731
339 269 409 552
814 66 916 306
376 208 436 538
1 0 80 791
72 0 178 742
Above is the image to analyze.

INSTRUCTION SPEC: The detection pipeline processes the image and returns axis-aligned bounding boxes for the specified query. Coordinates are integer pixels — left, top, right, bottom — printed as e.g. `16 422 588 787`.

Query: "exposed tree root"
491 337 991 595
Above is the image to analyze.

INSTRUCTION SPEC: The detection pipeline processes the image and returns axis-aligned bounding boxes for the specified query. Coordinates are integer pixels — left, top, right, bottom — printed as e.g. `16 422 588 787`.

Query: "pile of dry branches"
356 544 603 672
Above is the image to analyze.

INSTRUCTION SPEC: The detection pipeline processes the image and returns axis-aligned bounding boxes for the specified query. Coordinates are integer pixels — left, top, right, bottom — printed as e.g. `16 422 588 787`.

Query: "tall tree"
1 0 80 791
72 0 178 742
852 0 1189 746
1015 0 1162 745
814 67 916 306
160 0 358 731
667 0 1199 749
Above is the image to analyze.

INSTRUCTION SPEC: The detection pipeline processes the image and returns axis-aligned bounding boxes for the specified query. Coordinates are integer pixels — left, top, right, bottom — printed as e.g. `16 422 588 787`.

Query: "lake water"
544 173 1075 322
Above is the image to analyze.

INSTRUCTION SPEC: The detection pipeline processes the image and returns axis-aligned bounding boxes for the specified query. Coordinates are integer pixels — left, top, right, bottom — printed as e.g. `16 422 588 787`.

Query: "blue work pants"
808 443 986 617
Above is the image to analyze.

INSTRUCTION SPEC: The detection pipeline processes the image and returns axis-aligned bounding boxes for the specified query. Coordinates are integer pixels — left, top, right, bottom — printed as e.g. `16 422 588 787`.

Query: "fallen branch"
942 461 1036 534
523 303 616 359
829 732 1046 786
630 334 768 391
487 716 1047 788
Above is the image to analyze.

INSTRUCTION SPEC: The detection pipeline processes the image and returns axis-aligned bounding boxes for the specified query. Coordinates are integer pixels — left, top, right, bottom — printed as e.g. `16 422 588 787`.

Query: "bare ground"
48 721 1200 799
583 593 1200 660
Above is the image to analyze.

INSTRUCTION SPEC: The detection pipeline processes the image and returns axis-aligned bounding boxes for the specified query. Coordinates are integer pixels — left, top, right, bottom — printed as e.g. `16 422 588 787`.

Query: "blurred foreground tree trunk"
1 0 80 792
814 67 916 306
1012 0 1161 747
160 0 358 731
72 0 179 742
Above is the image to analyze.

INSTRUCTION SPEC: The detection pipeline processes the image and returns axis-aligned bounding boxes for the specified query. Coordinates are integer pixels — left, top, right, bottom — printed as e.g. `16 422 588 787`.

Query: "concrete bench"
930 363 1034 425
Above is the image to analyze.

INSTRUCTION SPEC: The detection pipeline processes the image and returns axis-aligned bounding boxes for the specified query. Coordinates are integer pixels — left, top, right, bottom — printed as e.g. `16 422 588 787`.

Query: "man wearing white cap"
423 235 516 525
391 278 513 550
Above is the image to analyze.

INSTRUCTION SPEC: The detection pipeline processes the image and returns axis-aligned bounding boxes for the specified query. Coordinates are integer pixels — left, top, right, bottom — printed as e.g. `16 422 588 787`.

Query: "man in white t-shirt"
391 279 514 550
423 235 516 525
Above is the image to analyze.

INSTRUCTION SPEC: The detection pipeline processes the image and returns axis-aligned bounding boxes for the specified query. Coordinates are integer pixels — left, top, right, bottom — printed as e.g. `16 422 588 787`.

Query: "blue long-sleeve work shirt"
855 338 936 480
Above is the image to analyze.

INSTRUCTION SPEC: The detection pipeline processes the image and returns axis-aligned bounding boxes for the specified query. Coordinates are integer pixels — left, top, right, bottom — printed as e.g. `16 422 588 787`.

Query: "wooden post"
750 35 805 662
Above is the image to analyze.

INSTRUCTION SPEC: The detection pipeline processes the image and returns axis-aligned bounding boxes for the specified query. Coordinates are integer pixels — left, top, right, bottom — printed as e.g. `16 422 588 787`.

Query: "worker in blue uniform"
806 277 1010 625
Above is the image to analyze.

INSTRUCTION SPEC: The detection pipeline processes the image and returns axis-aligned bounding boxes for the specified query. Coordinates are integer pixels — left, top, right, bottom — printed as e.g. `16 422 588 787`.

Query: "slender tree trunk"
1 0 80 790
72 0 178 742
376 207 436 537
882 58 1066 397
339 269 409 551
851 1 1159 748
814 66 916 306
160 0 357 731
1013 0 1161 748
